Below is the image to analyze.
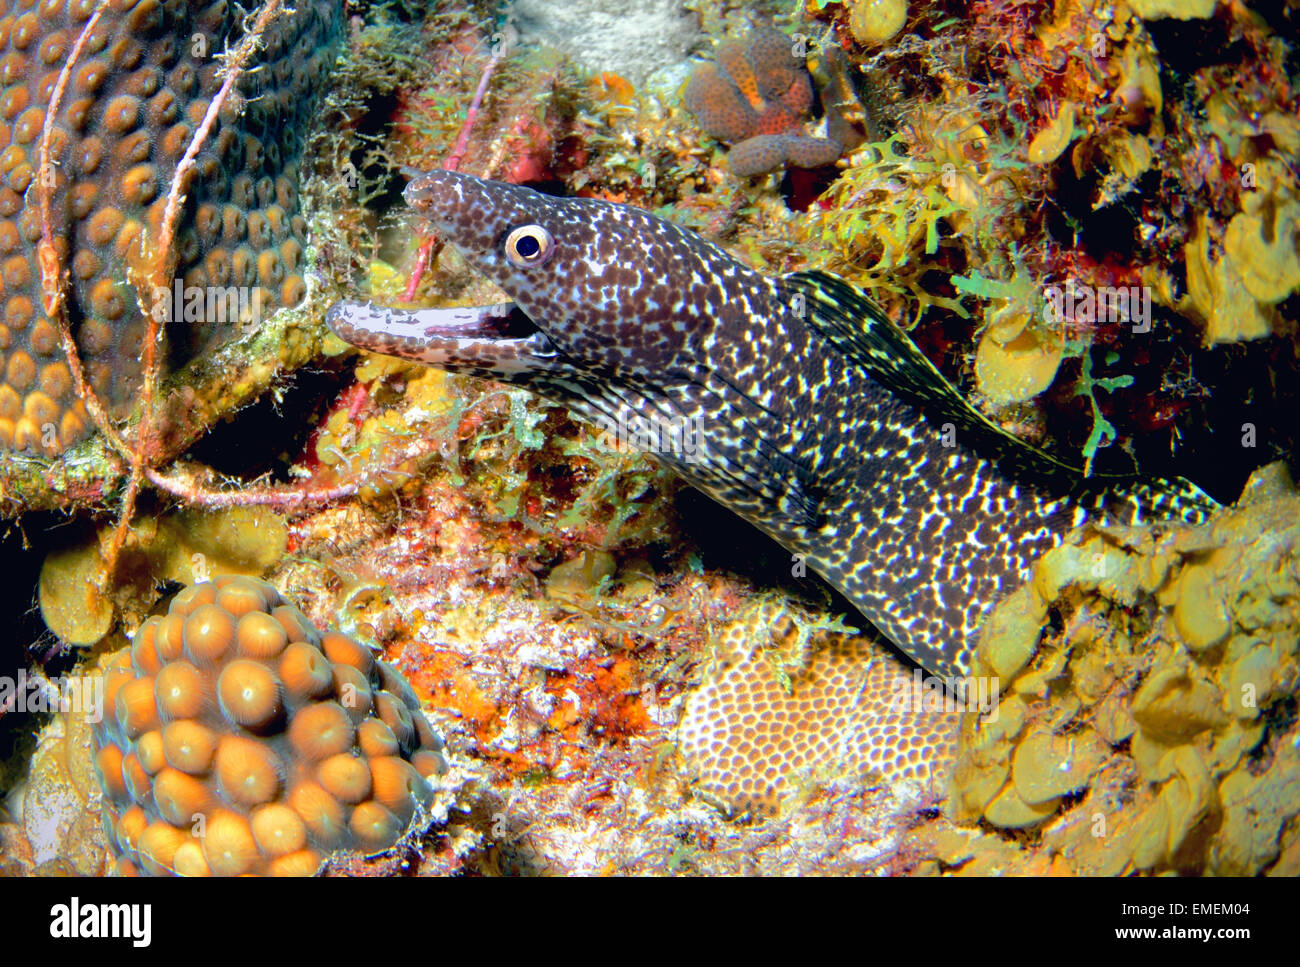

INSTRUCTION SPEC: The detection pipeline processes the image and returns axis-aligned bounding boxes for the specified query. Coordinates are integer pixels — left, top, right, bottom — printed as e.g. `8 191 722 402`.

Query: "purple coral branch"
445 43 505 173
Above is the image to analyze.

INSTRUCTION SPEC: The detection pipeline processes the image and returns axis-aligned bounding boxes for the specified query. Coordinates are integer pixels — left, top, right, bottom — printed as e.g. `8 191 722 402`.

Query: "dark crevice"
352 90 408 215
1145 14 1252 78
0 515 82 802
184 363 357 481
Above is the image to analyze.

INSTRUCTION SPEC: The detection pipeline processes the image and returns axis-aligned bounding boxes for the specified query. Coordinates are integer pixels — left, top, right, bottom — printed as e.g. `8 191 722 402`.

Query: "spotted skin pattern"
327 172 1219 681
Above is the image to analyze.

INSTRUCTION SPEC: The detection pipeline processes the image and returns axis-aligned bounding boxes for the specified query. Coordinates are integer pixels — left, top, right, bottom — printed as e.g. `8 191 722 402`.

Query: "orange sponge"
683 26 842 177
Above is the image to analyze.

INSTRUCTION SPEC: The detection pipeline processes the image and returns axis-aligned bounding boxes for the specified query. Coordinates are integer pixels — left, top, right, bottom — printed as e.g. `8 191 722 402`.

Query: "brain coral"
684 26 847 177
92 575 447 876
678 601 959 817
0 0 341 453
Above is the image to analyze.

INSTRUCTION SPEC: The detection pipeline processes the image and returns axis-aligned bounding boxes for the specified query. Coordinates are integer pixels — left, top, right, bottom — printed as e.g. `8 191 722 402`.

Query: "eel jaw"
325 300 568 376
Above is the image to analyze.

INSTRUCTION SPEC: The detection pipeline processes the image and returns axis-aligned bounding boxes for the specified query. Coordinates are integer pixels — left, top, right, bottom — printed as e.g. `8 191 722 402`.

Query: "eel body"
326 172 1219 683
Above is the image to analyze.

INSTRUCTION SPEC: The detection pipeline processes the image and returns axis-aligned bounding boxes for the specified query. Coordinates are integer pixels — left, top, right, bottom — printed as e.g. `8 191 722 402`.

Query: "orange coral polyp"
155 614 185 661
321 630 376 676
215 735 283 807
331 664 374 724
236 611 289 659
152 767 212 827
202 810 261 876
349 801 401 851
138 822 189 876
161 719 218 775
183 603 237 664
115 676 159 739
271 605 320 647
250 803 308 857
369 756 428 823
288 701 354 760
95 744 128 802
288 781 348 849
356 718 399 759
375 691 414 749
216 577 278 618
154 659 207 720
170 583 218 615
216 659 283 728
317 752 373 804
267 849 323 877
279 641 334 699
172 840 211 877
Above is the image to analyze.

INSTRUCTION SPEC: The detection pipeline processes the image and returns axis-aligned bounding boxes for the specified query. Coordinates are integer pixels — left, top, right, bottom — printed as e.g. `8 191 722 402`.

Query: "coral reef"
785 0 1300 500
0 0 341 454
92 575 447 875
679 599 958 817
39 505 288 646
952 464 1300 874
684 25 855 177
4 0 1299 882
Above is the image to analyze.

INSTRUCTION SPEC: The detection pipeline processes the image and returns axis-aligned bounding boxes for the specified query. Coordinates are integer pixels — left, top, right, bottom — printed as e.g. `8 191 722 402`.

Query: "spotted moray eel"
326 172 1219 682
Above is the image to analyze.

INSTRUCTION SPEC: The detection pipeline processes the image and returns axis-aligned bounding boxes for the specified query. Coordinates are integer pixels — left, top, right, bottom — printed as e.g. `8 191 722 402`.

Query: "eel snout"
326 299 557 372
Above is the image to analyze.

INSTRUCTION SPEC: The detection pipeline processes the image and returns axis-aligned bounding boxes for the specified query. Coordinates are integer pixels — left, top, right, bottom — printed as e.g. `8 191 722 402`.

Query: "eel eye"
504 225 554 268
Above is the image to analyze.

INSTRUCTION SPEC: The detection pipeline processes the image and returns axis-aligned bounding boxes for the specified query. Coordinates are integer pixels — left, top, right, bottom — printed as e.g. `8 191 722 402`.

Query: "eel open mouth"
325 300 564 375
